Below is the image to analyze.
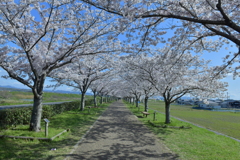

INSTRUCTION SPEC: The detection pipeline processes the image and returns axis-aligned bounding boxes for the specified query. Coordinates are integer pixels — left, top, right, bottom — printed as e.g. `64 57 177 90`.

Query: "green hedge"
0 100 93 130
41 101 80 119
85 99 94 106
0 107 32 129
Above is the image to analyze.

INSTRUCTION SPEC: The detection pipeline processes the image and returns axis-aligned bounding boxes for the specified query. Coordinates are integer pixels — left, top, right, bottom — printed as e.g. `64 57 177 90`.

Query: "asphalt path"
0 101 72 110
65 100 180 160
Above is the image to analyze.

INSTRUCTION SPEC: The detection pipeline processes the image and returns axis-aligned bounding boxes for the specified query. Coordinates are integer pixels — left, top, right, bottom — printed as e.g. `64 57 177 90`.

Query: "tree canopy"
0 0 235 129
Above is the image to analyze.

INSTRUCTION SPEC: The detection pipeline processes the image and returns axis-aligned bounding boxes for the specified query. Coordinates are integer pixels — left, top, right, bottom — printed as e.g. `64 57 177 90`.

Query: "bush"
0 107 32 129
85 99 94 106
0 101 83 130
41 105 53 119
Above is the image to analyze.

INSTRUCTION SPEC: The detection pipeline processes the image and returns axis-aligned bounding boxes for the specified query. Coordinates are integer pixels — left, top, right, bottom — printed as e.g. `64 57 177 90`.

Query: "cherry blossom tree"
117 64 142 107
142 84 155 112
81 0 240 75
99 78 122 103
51 54 114 111
89 58 121 105
90 80 102 107
0 0 117 131
90 80 106 106
94 83 109 104
129 47 227 124
129 85 142 108
90 80 115 106
119 55 157 112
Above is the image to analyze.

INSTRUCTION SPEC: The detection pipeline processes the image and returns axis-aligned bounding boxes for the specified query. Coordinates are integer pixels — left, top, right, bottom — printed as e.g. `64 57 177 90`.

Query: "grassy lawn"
146 100 240 140
126 101 240 160
0 103 110 160
0 90 85 106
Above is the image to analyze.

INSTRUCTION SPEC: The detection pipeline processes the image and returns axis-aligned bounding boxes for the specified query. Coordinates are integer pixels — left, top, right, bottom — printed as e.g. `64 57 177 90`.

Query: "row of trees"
117 42 227 123
0 0 121 131
0 0 238 131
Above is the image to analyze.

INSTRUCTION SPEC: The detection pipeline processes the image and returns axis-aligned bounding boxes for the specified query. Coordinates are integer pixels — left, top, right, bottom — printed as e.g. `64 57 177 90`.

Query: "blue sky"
201 44 240 100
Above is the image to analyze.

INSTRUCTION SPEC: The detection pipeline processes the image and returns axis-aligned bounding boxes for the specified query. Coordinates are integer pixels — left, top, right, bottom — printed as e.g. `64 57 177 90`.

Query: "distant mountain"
0 85 31 92
47 89 93 95
151 96 193 101
44 88 93 95
0 85 93 95
45 89 79 94
0 85 18 89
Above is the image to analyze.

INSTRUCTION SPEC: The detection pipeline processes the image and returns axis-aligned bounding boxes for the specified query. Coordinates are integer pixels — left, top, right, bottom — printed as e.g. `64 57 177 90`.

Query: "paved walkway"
65 101 180 160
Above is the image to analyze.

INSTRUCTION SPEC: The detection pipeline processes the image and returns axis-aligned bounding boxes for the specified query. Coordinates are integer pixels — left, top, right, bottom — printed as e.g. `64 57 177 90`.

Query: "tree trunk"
80 92 86 111
144 97 148 112
29 94 43 132
135 98 139 108
165 102 171 124
93 91 97 107
100 96 103 104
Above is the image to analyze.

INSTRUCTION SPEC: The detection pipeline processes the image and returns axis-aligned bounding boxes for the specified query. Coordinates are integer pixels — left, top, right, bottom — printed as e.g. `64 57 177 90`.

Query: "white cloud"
227 73 233 77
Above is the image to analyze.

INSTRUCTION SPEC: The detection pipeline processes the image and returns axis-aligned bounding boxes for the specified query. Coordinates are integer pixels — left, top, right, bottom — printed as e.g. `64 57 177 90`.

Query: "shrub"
0 107 32 129
0 101 84 130
85 99 94 106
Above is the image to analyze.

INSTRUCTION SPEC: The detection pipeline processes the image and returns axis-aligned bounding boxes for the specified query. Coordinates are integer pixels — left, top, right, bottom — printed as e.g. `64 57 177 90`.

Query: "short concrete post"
153 111 156 121
44 118 50 137
45 122 48 137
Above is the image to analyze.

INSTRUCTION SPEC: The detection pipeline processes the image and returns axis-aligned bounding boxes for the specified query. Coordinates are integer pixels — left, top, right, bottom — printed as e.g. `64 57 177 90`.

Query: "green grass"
0 90 85 106
0 103 110 160
0 125 64 138
126 101 240 160
146 100 240 140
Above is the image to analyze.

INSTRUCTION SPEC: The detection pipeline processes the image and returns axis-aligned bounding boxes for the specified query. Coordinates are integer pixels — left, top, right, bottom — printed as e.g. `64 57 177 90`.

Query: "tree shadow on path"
66 101 180 160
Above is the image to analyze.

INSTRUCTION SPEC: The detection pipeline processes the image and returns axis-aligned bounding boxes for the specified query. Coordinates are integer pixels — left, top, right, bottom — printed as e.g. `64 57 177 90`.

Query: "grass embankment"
149 100 240 140
0 103 110 160
0 90 84 106
126 101 240 160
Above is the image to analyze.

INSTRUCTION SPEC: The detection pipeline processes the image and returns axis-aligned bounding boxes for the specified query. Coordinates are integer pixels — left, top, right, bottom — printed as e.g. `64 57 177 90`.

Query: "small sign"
44 118 50 123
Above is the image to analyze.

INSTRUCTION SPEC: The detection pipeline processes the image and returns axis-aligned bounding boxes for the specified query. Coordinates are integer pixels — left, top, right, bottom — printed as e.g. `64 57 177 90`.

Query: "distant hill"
0 85 18 89
0 85 31 92
0 85 93 95
151 96 193 101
